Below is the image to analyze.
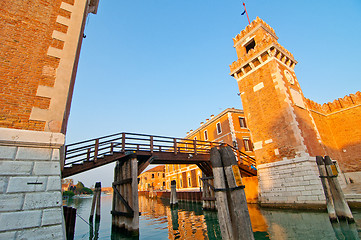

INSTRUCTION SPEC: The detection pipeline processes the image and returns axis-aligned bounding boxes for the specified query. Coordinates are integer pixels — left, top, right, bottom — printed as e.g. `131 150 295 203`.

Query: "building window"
163 182 165 186
152 174 155 178
204 130 208 140
245 39 256 53
188 178 191 187
239 117 247 128
216 122 222 134
243 138 253 151
163 173 165 178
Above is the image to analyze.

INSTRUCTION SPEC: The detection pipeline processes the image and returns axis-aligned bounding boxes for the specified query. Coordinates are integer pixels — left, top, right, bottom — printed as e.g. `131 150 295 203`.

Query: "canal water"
64 194 361 240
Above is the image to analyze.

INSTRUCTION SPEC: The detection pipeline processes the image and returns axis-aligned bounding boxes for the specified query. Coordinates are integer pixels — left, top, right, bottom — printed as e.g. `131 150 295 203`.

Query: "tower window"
239 117 247 128
245 39 256 53
204 130 208 140
216 122 222 134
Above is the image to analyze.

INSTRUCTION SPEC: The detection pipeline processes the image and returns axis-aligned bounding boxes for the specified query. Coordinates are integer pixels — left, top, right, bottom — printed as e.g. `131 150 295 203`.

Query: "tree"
75 181 85 194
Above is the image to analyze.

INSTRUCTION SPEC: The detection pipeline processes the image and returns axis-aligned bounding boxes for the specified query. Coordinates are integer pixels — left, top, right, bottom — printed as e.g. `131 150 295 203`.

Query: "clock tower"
230 17 326 207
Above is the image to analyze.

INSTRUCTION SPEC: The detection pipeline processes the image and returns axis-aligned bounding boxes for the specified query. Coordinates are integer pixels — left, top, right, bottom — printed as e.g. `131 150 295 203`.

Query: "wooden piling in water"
170 180 178 206
220 146 254 240
90 182 101 222
316 156 337 222
324 156 354 223
210 147 234 240
95 182 101 221
111 156 139 236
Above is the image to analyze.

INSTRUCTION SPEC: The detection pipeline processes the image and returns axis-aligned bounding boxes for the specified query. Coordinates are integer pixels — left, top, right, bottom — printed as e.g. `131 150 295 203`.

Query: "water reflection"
64 195 361 240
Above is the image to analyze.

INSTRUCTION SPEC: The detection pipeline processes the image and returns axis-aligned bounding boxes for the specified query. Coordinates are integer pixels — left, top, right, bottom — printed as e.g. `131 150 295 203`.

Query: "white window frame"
216 122 222 134
243 138 252 151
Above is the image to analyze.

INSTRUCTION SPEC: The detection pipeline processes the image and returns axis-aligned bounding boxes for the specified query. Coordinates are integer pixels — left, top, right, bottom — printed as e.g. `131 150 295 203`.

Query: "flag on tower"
241 10 246 15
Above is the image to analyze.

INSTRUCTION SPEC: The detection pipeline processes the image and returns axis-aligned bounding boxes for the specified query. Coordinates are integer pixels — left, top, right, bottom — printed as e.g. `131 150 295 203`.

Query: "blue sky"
66 0 361 187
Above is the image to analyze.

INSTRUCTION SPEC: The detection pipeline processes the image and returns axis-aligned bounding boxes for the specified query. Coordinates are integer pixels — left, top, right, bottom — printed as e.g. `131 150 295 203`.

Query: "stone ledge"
0 128 64 148
257 156 316 170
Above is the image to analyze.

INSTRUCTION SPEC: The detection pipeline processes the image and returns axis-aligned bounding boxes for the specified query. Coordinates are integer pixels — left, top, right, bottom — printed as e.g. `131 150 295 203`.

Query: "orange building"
164 108 255 193
138 165 166 191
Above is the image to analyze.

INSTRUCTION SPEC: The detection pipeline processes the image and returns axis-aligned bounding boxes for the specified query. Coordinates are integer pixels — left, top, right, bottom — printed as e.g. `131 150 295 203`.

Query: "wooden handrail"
63 132 256 170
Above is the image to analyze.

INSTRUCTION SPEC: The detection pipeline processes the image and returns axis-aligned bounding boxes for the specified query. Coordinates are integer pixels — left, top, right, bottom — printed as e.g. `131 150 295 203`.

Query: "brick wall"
0 0 63 131
306 92 361 173
0 0 92 133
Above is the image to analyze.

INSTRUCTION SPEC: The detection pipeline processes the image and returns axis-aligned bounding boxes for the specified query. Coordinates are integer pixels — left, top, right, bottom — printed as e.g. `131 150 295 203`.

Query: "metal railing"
64 132 256 169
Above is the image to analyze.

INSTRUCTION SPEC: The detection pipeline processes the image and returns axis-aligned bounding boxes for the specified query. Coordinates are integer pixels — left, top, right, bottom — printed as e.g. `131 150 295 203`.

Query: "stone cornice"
230 43 297 77
0 127 65 148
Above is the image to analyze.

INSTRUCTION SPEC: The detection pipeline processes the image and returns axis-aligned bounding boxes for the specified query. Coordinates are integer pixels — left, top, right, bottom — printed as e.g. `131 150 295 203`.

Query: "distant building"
138 165 166 191
164 108 255 191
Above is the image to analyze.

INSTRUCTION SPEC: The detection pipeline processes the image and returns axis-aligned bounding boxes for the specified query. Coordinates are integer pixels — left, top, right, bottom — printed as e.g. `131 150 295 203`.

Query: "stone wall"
257 157 325 207
0 128 65 239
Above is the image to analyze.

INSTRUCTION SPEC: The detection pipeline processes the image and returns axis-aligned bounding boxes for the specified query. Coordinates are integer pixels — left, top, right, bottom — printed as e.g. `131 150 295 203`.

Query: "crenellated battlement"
305 91 361 114
233 17 276 45
230 17 296 77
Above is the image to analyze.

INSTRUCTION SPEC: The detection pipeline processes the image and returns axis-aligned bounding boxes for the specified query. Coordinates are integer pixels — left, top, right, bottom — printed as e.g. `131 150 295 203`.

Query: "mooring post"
220 146 254 240
95 182 101 221
210 147 234 240
170 206 179 230
324 156 354 223
170 180 178 206
89 182 101 222
316 156 337 222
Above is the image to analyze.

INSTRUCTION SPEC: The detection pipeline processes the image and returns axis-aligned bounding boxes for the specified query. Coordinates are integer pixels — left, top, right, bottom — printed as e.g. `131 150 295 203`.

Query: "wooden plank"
174 138 177 155
150 136 154 153
111 210 134 218
122 133 125 152
112 184 134 217
94 139 99 162
113 178 132 185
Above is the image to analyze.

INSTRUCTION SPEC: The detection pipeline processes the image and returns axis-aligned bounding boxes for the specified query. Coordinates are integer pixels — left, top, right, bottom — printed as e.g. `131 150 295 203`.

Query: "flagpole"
243 3 250 25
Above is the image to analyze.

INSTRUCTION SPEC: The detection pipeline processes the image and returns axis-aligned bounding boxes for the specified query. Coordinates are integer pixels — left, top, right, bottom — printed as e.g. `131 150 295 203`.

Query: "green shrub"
63 191 75 198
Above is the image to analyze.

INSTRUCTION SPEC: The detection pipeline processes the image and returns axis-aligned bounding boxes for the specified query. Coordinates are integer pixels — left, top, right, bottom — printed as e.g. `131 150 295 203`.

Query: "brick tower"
230 17 327 207
0 0 99 238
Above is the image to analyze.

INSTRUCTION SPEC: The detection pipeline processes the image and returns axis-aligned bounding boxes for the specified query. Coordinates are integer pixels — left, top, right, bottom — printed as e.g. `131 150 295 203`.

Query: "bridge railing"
64 132 223 168
64 132 256 169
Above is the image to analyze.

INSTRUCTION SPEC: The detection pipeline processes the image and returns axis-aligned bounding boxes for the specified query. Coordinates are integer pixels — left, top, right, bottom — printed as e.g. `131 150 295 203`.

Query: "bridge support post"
111 156 139 236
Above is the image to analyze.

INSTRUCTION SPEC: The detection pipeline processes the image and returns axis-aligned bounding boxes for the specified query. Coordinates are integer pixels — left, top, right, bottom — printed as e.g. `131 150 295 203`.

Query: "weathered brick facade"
0 0 98 133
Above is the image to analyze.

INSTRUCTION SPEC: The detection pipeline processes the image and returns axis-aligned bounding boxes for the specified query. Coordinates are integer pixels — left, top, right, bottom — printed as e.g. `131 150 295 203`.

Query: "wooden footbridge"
61 132 257 178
